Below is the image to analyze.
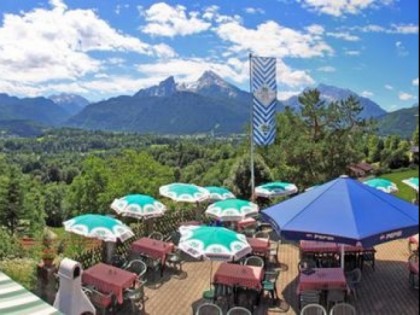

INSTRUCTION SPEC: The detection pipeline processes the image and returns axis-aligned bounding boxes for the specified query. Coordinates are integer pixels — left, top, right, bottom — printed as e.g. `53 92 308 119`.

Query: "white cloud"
215 20 333 58
385 84 394 90
141 2 211 37
153 43 178 58
278 90 300 101
327 32 360 41
306 24 325 35
399 92 415 101
344 50 361 56
361 90 374 97
115 4 129 15
412 78 419 86
136 57 314 88
0 1 172 90
353 23 419 34
395 41 409 56
317 66 336 73
244 7 265 15
299 0 385 17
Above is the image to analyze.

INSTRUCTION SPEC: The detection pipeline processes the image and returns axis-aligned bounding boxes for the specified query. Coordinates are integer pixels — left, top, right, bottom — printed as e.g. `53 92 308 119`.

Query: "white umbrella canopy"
159 183 210 203
204 186 235 201
63 214 134 243
205 199 259 222
111 194 167 219
255 181 298 198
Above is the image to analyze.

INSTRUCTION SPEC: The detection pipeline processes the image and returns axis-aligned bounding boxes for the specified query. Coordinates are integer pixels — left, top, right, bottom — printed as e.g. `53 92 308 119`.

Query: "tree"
0 167 25 235
224 154 273 199
23 181 46 236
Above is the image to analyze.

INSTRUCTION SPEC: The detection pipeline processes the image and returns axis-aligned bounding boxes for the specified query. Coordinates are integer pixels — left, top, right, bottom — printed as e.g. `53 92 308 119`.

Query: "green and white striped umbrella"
0 271 62 315
159 183 210 203
205 198 259 221
363 178 398 194
63 214 134 243
178 225 251 261
402 177 419 192
255 181 298 198
204 186 235 201
111 194 166 219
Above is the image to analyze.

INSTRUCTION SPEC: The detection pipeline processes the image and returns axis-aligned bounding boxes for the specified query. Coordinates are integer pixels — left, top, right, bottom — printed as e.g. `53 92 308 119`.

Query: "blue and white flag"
251 56 277 146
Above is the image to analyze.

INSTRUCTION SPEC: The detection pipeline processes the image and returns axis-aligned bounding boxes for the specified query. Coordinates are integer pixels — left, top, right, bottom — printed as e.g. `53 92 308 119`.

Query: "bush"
0 258 37 291
0 229 23 259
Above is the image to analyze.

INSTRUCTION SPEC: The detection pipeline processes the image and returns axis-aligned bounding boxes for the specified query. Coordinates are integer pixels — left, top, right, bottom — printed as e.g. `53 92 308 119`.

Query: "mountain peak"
135 76 177 98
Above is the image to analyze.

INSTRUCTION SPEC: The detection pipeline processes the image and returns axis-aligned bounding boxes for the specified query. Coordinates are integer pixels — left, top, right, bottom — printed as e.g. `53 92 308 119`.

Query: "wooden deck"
135 238 418 315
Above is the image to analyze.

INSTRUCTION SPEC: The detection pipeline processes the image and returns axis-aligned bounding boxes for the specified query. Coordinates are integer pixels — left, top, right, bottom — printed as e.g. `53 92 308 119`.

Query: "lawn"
381 168 418 202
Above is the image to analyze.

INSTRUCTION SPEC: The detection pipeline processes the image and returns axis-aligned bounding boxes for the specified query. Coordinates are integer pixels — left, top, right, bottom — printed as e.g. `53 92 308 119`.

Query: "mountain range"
0 71 417 137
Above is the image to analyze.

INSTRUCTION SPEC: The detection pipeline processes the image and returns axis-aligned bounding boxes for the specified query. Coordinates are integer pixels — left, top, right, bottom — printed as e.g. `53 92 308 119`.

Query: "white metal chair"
329 303 357 315
244 255 265 268
300 303 327 315
227 306 252 315
195 303 223 315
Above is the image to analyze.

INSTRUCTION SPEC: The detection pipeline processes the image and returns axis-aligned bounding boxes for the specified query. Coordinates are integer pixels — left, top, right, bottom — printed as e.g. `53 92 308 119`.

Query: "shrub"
0 229 23 259
0 258 37 291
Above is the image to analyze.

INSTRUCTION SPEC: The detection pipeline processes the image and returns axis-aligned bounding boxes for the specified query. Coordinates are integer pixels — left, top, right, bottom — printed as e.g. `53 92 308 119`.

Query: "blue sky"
0 0 418 111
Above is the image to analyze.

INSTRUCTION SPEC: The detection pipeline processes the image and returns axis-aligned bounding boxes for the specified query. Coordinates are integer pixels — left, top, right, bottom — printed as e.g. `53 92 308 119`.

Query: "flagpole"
249 53 256 202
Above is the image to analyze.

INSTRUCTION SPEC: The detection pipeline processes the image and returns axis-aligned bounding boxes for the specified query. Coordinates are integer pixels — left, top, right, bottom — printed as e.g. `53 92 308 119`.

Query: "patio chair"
164 231 181 245
345 268 362 301
83 287 116 315
269 240 280 264
299 290 321 309
166 249 185 278
148 232 164 241
124 259 148 281
227 306 252 315
298 258 317 272
359 250 375 271
262 269 280 304
143 256 163 279
326 289 346 311
254 231 270 240
300 303 327 315
244 256 265 268
408 253 419 289
110 255 126 268
195 303 223 315
123 280 147 314
329 303 356 315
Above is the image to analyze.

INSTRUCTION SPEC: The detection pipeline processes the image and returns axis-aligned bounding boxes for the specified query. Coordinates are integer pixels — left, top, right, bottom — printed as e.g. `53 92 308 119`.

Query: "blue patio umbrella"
261 175 419 267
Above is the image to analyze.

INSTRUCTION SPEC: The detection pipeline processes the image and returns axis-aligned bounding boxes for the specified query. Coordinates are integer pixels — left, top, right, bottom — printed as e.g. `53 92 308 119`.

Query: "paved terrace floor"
136 238 418 315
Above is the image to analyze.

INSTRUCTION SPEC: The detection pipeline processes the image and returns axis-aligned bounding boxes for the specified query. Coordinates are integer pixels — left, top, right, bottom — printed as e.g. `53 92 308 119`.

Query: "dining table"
82 263 137 304
297 268 348 294
247 237 270 257
131 237 175 274
213 262 264 290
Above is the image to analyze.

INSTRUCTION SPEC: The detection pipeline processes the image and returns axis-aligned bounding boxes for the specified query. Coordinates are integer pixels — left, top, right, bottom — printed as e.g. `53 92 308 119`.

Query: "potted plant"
41 247 56 267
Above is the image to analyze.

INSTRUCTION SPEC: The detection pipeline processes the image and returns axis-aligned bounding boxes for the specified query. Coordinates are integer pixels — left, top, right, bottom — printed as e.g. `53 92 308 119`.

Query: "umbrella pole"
340 244 345 269
209 260 213 289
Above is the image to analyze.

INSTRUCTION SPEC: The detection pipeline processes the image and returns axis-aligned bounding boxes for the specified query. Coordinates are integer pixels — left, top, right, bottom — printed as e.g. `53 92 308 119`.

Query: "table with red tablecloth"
247 237 270 257
82 263 137 304
213 262 264 290
297 268 348 294
131 237 174 264
238 217 257 230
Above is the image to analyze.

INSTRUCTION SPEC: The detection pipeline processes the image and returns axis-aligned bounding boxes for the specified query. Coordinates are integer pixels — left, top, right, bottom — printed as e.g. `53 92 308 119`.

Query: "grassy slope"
381 168 419 201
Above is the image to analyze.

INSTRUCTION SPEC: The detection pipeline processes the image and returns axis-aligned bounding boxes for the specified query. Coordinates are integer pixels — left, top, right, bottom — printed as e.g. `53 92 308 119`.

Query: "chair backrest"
298 259 317 272
300 303 327 315
254 231 270 240
227 306 252 315
329 303 357 315
125 259 148 279
244 256 265 268
195 303 223 315
300 290 321 307
148 232 164 241
348 268 362 284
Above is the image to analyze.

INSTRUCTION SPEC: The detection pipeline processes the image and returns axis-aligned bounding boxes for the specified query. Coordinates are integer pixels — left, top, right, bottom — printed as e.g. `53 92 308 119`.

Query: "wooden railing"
72 209 209 269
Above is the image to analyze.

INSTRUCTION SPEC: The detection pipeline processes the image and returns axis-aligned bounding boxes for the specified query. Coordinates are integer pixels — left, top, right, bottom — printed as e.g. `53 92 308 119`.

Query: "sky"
0 0 418 111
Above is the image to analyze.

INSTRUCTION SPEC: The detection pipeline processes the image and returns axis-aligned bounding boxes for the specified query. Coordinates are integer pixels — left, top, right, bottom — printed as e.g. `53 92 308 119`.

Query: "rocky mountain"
49 93 90 116
67 74 392 135
378 105 418 138
280 84 387 119
0 93 70 126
